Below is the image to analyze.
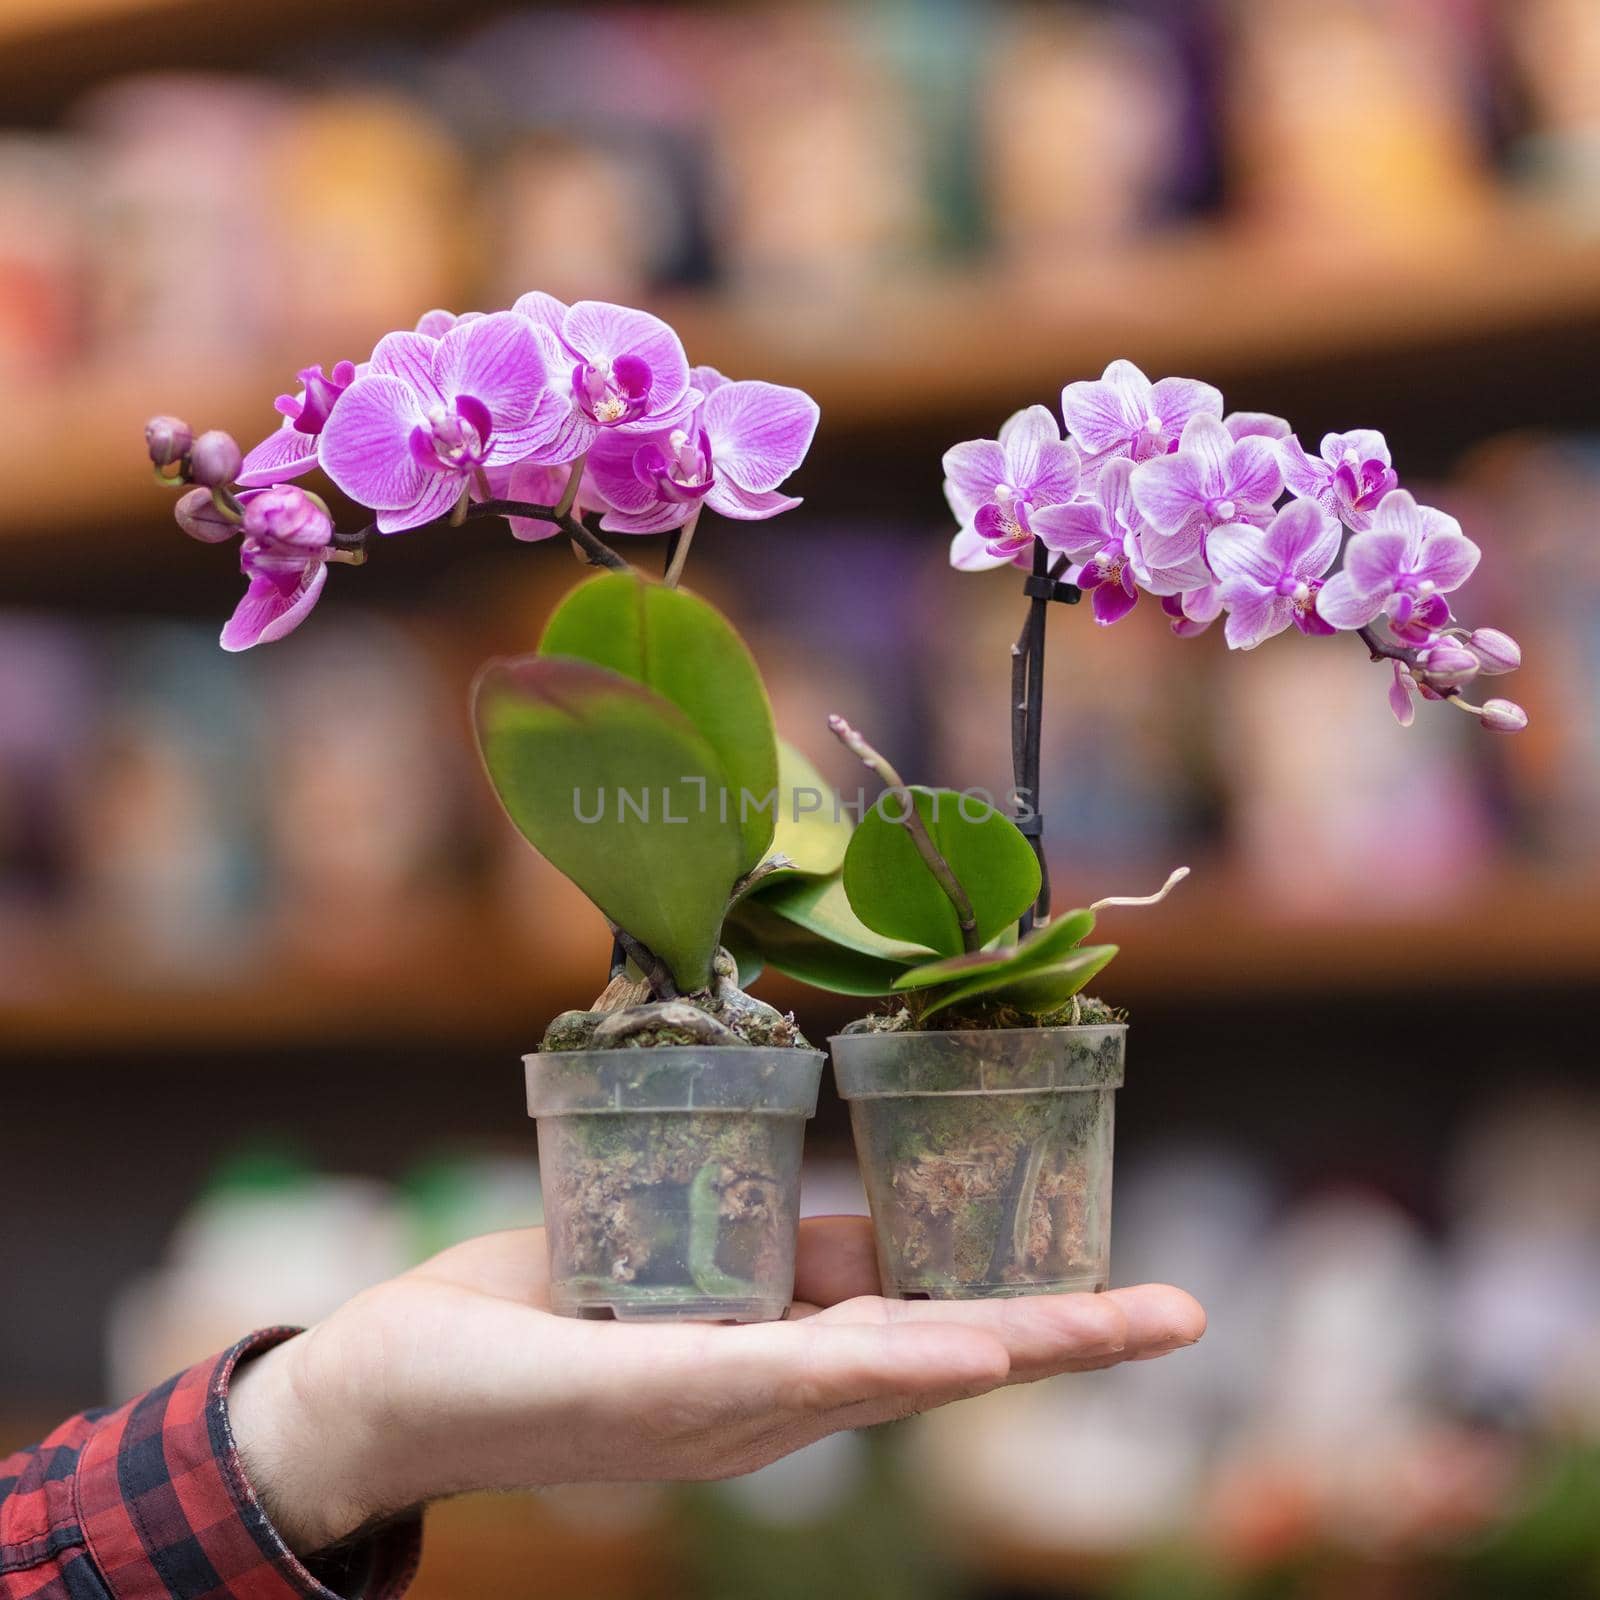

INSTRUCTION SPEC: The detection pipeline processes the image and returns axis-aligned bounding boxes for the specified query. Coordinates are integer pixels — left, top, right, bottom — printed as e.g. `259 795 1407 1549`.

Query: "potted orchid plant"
730 360 1528 1301
146 295 842 1322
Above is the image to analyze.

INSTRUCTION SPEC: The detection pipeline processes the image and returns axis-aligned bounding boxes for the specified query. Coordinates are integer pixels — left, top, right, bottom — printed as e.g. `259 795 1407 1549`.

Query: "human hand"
228 1218 1204 1555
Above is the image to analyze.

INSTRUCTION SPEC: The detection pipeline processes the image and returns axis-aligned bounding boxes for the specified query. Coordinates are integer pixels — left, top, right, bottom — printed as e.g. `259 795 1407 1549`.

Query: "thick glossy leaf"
843 786 1041 958
891 906 1096 991
474 654 742 990
756 873 930 962
539 572 778 871
920 944 1119 1019
761 740 853 881
728 896 915 996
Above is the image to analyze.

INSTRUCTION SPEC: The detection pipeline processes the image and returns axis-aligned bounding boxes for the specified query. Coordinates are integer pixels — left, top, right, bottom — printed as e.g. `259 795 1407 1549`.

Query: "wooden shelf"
7 205 1600 553
5 869 1594 1053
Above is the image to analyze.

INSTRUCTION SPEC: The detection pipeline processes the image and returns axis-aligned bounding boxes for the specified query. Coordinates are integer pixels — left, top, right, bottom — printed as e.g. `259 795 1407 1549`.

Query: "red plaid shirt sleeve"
0 1331 421 1600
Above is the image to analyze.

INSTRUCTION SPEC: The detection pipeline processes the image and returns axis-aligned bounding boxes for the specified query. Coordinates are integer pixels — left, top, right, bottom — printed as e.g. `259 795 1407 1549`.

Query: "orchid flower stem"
466 499 630 571
827 713 980 954
211 485 245 524
555 454 587 519
1356 621 1459 700
472 467 493 502
607 923 678 1000
1015 542 1068 933
662 510 699 589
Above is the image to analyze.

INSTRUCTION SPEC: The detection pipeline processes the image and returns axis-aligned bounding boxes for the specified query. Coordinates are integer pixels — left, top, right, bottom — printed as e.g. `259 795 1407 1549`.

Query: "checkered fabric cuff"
73 1330 422 1600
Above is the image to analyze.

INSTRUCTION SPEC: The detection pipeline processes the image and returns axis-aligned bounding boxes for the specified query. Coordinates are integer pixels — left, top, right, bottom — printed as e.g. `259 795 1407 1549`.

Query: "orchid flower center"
1209 498 1237 523
634 428 715 505
574 354 652 426
1094 541 1127 585
410 395 493 475
1333 455 1398 511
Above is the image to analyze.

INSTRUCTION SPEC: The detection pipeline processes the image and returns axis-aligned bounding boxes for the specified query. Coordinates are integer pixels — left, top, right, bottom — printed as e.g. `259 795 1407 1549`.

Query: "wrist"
229 1334 386 1557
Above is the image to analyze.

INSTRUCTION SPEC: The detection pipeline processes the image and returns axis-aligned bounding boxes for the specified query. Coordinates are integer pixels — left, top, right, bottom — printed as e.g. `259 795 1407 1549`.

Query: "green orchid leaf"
731 872 926 994
842 787 1041 958
756 873 930 963
920 944 1119 1020
539 572 779 871
891 905 1096 991
474 654 742 991
765 740 853 880
728 896 916 996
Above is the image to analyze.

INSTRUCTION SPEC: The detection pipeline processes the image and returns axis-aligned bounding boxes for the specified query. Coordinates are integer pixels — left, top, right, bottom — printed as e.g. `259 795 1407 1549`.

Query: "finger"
811 1289 1128 1379
809 1283 1204 1381
793 1215 881 1307
1101 1284 1206 1355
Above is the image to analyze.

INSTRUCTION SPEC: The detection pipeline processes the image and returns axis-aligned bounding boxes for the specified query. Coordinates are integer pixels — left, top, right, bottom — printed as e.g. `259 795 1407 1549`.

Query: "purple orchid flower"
511 292 696 464
237 361 359 488
413 308 486 338
220 486 332 652
943 405 1082 569
1129 413 1284 564
1042 459 1216 626
1388 661 1419 727
1208 500 1342 650
1061 359 1223 477
1316 489 1481 630
1029 459 1202 626
588 366 820 535
1224 411 1292 442
1279 429 1398 531
318 312 559 533
1160 589 1221 637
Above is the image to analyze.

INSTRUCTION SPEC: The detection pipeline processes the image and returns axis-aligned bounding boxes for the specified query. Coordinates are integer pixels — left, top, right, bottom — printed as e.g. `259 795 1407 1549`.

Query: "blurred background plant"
3 0 1599 1595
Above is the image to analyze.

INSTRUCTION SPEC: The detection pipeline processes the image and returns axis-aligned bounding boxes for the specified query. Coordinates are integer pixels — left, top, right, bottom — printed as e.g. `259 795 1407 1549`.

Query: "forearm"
0 1331 420 1600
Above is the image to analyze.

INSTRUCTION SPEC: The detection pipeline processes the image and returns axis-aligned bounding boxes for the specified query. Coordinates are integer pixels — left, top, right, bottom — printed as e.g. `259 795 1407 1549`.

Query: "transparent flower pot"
525 1045 825 1322
831 1025 1124 1299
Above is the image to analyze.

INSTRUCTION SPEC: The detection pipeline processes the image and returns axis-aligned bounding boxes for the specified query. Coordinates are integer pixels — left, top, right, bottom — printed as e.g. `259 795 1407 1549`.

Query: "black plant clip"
1023 575 1082 604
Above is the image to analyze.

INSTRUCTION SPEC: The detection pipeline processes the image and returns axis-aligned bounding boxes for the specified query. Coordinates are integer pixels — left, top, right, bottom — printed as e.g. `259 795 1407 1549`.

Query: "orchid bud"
1466 628 1521 675
1479 698 1528 733
1419 638 1480 690
241 484 332 551
145 415 192 468
189 429 243 488
174 486 238 544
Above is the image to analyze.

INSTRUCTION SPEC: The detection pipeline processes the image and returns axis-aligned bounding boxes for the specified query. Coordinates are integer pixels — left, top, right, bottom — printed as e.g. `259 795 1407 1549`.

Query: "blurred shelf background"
5 1 1600 1597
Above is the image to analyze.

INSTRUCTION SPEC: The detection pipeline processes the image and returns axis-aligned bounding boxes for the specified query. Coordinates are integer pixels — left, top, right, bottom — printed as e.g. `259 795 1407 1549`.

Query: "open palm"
232 1217 1204 1555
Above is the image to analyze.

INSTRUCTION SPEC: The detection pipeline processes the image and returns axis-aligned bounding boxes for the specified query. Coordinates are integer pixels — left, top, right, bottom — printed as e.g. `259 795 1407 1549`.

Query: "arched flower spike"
945 365 1526 931
148 289 818 652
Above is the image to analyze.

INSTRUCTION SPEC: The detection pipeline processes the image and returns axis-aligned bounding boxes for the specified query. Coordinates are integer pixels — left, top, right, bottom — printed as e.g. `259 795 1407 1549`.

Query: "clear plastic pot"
831 1025 1124 1299
525 1045 824 1322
